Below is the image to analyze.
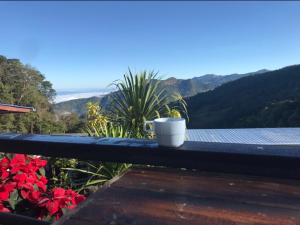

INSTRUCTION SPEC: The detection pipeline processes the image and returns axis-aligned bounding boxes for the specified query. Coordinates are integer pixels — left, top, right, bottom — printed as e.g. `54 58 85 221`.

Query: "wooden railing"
0 133 300 225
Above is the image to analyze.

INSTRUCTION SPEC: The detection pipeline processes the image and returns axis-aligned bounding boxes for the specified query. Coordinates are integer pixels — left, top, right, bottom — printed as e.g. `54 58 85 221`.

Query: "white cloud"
55 91 110 103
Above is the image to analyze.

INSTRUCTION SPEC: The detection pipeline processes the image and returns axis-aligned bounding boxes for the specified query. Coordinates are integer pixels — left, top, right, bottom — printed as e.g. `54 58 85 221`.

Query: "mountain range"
54 65 300 129
160 69 268 97
54 69 268 116
186 64 300 128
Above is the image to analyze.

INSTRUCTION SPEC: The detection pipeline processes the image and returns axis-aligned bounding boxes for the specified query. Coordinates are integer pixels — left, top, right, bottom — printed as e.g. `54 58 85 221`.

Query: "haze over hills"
186 64 300 128
55 88 114 103
54 95 113 116
54 69 268 116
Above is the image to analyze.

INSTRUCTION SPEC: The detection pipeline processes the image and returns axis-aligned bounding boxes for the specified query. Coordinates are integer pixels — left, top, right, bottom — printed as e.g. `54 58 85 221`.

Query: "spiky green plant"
62 102 131 193
63 70 188 193
110 69 187 137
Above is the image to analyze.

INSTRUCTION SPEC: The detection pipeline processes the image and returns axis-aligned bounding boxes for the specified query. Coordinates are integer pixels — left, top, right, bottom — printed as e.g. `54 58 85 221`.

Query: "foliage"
85 102 129 138
47 158 78 189
86 102 109 131
0 154 85 222
62 162 131 193
62 102 131 193
0 55 63 134
187 65 300 128
58 113 85 133
68 70 188 193
110 69 187 137
168 109 182 118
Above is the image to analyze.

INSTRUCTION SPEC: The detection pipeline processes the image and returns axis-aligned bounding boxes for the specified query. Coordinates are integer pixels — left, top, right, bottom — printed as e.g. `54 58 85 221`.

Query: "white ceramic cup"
143 117 186 147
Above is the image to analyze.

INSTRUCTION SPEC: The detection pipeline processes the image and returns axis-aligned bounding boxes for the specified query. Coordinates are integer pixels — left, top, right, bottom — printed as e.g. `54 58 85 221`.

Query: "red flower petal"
28 190 41 203
21 189 30 199
46 200 60 215
13 173 27 184
0 203 10 213
1 170 9 180
0 191 9 201
0 157 10 167
53 187 65 198
2 182 16 195
40 176 48 185
36 181 47 192
75 195 86 204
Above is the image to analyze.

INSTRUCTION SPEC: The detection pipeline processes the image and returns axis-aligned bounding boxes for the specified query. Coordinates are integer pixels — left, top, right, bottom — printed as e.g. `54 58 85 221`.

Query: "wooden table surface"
57 167 300 225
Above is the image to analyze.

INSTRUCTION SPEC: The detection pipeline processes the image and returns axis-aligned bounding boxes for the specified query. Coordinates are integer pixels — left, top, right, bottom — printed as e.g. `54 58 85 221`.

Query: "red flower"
0 157 10 180
10 154 46 174
36 180 47 192
30 158 47 172
0 191 9 201
51 187 67 210
53 187 66 198
27 190 41 203
74 194 86 204
10 154 27 174
0 153 86 221
13 173 27 186
3 182 16 193
0 203 10 213
46 200 60 215
0 182 16 201
65 189 86 205
13 173 34 191
40 176 48 185
13 172 46 194
38 187 86 219
20 189 30 200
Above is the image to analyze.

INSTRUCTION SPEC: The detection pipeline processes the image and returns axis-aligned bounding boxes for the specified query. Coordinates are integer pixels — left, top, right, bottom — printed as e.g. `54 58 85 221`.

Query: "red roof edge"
0 104 35 114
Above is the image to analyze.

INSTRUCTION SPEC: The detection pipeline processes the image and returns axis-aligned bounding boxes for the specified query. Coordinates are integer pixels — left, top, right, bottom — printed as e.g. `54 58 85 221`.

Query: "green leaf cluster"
110 69 187 137
0 55 61 133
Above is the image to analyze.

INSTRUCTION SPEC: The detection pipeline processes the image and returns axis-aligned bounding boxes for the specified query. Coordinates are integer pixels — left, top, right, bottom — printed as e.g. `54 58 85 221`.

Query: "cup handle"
143 121 154 133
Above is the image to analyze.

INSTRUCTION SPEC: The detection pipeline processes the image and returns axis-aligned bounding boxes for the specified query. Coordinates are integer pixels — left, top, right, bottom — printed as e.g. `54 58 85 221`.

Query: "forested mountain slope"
186 65 300 128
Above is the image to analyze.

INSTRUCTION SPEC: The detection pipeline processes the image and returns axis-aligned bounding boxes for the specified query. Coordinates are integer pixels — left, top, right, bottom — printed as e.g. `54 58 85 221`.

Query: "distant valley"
54 69 268 116
55 88 114 103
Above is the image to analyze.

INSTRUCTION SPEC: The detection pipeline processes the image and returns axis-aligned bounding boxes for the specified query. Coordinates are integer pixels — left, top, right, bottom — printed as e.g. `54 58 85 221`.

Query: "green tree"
59 113 85 133
0 55 61 133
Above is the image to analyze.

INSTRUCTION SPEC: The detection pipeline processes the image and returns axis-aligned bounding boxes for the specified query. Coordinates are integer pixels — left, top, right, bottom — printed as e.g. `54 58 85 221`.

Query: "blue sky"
0 1 300 90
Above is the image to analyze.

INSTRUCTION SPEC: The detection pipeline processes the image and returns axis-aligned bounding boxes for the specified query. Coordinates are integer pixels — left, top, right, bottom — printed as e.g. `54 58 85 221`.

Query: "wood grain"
58 167 300 225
